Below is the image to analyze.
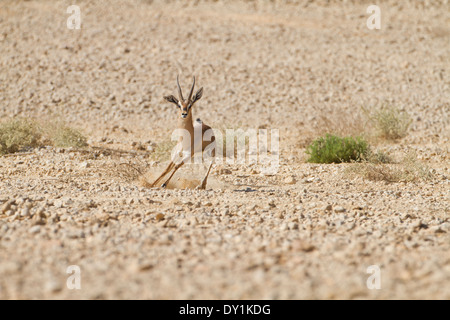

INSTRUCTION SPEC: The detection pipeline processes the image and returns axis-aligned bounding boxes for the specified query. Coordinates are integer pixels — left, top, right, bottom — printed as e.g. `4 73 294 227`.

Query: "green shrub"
0 119 42 155
306 134 369 164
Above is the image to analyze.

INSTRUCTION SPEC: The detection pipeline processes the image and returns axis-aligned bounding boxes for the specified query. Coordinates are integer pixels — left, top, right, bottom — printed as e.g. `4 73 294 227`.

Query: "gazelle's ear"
192 87 203 104
164 95 179 106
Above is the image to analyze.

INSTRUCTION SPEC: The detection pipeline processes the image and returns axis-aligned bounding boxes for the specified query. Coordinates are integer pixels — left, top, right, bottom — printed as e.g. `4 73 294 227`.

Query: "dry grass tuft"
309 103 411 146
46 121 88 148
0 118 89 155
346 151 433 183
363 103 412 140
0 118 42 155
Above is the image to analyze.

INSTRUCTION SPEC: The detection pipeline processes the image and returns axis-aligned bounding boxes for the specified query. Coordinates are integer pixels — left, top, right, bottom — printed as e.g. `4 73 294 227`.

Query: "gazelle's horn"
177 75 184 101
188 76 196 102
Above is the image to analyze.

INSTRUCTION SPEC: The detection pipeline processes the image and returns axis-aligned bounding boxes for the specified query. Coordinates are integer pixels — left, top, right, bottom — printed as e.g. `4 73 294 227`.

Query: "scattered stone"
292 240 316 253
20 207 30 217
430 226 446 234
304 177 315 183
284 176 296 185
218 168 232 175
334 206 346 213
29 226 41 234
54 200 63 208
80 162 90 169
1 200 14 214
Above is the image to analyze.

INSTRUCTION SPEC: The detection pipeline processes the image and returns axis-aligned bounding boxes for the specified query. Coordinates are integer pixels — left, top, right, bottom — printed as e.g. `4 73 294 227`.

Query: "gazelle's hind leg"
151 162 175 187
196 161 214 190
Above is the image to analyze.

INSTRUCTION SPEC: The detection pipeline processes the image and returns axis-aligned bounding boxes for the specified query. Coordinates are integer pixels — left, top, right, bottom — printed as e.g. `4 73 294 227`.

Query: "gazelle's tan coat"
150 76 215 189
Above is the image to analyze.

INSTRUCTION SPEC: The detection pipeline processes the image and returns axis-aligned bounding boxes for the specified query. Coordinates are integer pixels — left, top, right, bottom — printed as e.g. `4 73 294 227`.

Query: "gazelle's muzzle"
181 113 188 118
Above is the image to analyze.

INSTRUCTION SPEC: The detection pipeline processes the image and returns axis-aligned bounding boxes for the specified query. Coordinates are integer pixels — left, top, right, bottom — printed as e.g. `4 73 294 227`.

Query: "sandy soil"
0 0 449 299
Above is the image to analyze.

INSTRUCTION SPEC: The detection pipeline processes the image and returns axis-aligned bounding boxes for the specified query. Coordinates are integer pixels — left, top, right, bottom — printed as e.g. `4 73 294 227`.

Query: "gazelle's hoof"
161 183 167 188
195 184 206 190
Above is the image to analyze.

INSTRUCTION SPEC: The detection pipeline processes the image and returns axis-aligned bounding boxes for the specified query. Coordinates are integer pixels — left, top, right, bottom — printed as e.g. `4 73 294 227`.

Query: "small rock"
80 162 90 169
54 200 63 208
288 222 299 230
155 213 165 221
139 262 154 271
430 226 446 234
334 206 346 213
292 240 316 252
284 176 296 185
29 226 41 234
189 216 198 226
20 207 30 217
1 200 14 214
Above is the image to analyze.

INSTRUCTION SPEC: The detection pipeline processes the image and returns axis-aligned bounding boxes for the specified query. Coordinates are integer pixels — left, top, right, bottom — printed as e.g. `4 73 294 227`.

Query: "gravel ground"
0 0 449 299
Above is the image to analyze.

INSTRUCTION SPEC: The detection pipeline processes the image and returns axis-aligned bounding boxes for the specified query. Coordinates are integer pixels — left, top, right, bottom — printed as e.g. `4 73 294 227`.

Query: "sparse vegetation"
346 151 433 183
365 149 393 164
311 104 412 145
0 118 88 155
306 134 369 164
47 122 88 148
0 118 42 155
363 103 412 140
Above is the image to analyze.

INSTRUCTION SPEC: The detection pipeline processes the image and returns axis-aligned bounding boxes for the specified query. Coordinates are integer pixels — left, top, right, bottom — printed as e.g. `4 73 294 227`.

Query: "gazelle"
150 76 215 189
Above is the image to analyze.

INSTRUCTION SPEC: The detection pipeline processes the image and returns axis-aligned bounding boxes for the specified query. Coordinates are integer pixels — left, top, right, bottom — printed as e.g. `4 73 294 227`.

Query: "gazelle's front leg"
161 162 184 188
151 161 175 187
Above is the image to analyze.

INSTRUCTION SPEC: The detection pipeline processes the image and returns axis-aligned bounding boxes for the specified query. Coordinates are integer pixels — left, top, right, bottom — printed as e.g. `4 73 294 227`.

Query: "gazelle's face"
164 76 204 120
178 100 193 119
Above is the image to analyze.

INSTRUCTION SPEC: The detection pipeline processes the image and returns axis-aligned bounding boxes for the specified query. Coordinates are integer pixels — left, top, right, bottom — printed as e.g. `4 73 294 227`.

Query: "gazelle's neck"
177 113 194 148
178 113 194 131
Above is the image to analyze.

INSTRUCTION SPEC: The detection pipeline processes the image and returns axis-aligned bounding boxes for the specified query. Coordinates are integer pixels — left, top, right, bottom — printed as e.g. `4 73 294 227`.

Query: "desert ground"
0 0 449 299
